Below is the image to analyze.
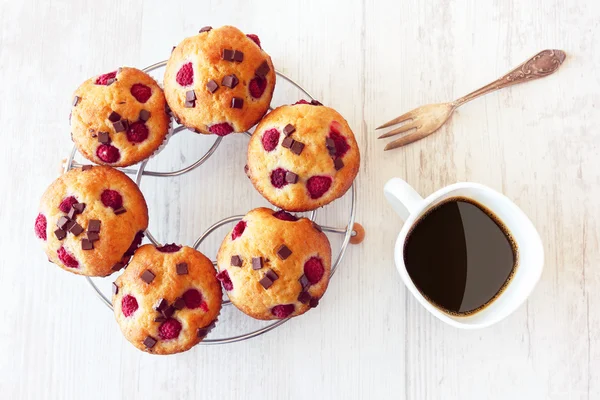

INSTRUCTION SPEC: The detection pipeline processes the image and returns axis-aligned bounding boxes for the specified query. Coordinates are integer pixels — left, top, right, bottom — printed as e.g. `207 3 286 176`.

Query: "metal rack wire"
65 60 358 344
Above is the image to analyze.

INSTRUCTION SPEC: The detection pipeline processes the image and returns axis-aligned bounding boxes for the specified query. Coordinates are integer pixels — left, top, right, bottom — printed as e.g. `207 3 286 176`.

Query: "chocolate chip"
285 171 298 184
154 316 166 323
111 262 124 271
255 61 270 78
221 74 239 89
154 298 168 312
222 49 235 61
299 274 310 290
206 80 219 93
69 222 84 236
309 297 319 308
334 158 344 170
231 255 242 267
298 291 311 304
186 90 196 102
98 131 111 144
244 165 249 175
276 244 292 260
108 111 121 122
88 220 101 232
114 207 126 215
81 165 93 171
259 275 273 289
252 257 263 270
139 109 150 122
143 336 157 349
290 140 305 155
106 78 116 86
162 306 175 318
233 50 244 62
283 124 295 136
176 262 188 275
310 100 323 106
326 138 335 150
112 119 128 132
171 46 176 53
56 216 70 230
173 297 185 310
231 97 243 109
312 222 323 232
73 203 86 213
65 219 76 231
197 328 209 338
72 96 80 106
81 239 93 250
67 207 77 220
184 100 195 108
112 282 119 295
54 229 66 240
265 269 279 281
282 136 294 149
199 26 212 33
140 269 155 284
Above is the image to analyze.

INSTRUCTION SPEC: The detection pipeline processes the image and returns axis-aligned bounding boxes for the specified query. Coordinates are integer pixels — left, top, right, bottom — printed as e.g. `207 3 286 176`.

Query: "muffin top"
113 244 222 355
163 25 275 136
246 102 360 211
34 165 148 276
216 207 331 320
70 67 171 167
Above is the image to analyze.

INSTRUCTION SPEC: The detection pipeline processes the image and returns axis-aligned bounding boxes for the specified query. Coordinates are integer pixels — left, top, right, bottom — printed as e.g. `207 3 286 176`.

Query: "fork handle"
452 49 566 107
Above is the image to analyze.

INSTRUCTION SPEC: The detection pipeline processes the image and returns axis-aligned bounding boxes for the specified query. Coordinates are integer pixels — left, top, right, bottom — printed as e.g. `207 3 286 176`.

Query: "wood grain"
0 0 598 399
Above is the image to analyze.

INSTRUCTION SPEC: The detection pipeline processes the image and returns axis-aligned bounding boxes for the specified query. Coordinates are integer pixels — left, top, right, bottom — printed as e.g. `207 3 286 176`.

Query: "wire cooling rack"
64 60 361 345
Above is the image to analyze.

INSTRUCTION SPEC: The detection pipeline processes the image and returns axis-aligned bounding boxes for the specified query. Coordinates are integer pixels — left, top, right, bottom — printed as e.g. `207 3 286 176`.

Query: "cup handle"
384 178 423 221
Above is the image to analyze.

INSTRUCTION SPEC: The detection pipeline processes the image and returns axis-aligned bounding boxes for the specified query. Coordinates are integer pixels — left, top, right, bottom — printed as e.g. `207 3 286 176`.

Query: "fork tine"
384 128 438 151
375 109 416 130
378 121 420 139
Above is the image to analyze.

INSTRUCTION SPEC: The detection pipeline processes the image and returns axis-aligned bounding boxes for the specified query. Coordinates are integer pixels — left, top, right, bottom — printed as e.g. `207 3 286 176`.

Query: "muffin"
112 244 222 355
34 165 148 276
246 102 360 211
70 67 171 167
164 25 275 135
216 207 331 320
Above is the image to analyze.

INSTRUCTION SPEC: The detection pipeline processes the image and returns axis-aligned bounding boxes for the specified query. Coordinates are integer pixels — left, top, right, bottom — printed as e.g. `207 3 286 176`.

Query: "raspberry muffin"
164 25 275 136
34 165 148 276
216 207 331 320
113 244 222 355
246 102 360 211
70 67 171 167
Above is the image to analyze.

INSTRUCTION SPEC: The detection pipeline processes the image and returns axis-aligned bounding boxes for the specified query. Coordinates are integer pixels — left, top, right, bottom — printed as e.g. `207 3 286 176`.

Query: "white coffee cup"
384 178 544 329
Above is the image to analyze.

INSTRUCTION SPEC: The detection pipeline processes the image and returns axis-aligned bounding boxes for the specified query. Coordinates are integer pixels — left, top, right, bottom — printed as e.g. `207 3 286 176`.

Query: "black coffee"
403 197 517 315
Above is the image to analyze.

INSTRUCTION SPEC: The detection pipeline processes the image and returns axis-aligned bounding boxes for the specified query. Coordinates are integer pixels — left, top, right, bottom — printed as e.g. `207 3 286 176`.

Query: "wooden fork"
377 49 566 151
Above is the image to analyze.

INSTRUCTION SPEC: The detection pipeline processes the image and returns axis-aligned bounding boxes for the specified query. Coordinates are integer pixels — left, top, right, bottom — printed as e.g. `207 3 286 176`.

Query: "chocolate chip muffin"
164 25 275 136
216 207 331 320
246 102 360 211
34 165 148 276
112 244 222 355
70 67 171 167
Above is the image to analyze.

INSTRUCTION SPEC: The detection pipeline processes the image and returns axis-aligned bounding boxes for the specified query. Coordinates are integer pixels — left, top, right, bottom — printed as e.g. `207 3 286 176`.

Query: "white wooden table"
1 1 598 399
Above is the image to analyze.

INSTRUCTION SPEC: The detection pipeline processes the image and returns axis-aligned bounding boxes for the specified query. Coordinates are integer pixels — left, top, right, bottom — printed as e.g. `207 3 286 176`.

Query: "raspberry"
58 196 78 213
294 99 310 105
34 214 47 240
176 62 194 86
209 123 234 136
246 34 261 48
272 210 298 221
95 71 117 85
127 121 149 143
121 295 138 317
329 125 350 158
124 231 144 256
200 302 209 312
249 76 267 98
231 221 246 240
270 168 289 189
304 257 325 284
130 83 152 103
271 304 295 319
96 144 121 163
261 128 280 151
306 176 332 199
57 246 78 268
159 318 182 340
182 289 203 309
216 270 233 291
100 189 123 209
156 243 181 253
